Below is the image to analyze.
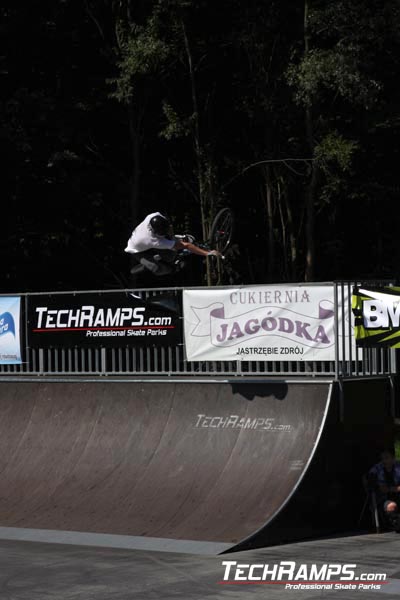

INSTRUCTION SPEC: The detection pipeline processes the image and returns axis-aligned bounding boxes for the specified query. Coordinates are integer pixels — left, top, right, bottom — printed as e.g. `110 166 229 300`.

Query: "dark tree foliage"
1 0 400 291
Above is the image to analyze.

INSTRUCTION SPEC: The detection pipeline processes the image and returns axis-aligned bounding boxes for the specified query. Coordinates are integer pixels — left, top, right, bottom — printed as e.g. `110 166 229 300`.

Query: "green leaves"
287 47 381 109
109 21 170 104
314 132 358 173
160 102 192 140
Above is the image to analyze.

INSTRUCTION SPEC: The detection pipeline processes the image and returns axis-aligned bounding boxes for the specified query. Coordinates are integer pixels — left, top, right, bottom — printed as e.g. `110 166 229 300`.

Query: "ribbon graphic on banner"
0 312 15 337
189 301 335 349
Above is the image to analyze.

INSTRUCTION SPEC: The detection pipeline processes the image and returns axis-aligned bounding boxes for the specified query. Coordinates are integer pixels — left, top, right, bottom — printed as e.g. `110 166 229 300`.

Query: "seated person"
125 212 220 275
368 448 400 531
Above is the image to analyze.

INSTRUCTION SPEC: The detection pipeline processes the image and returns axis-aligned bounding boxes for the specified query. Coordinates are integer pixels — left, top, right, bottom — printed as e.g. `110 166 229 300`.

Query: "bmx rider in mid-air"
125 212 222 276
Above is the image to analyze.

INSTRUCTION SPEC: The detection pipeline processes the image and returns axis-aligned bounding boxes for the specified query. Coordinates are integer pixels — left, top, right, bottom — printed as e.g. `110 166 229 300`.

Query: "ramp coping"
0 376 335 384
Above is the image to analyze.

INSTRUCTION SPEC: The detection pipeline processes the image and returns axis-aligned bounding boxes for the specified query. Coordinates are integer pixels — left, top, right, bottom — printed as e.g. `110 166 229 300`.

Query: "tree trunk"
304 0 316 282
264 166 275 281
286 196 297 281
276 178 297 282
127 102 143 225
304 157 318 281
181 20 214 286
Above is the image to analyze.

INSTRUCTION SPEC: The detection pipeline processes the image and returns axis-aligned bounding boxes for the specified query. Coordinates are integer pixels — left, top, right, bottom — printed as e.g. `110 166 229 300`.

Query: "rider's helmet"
149 214 171 236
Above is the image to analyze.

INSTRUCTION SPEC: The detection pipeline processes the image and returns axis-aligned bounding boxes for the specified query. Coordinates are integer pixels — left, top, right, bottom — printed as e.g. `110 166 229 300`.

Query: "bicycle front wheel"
209 208 234 254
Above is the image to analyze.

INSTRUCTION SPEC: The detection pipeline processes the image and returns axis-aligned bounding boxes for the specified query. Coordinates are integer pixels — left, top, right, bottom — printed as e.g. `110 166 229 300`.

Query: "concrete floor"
0 532 399 600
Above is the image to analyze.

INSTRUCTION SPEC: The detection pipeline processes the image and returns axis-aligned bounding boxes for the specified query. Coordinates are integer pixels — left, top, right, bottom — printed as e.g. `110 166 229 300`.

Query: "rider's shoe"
175 259 186 271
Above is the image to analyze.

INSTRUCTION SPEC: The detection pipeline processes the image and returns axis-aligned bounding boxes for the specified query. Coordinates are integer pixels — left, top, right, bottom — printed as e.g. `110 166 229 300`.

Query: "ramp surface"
0 380 331 551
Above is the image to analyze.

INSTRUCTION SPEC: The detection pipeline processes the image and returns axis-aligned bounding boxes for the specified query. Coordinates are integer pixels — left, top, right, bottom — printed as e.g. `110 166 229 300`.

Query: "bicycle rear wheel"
209 208 234 254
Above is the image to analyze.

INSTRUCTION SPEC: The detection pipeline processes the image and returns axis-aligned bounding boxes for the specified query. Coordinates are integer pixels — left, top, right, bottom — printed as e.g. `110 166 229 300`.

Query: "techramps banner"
27 291 181 349
352 286 400 347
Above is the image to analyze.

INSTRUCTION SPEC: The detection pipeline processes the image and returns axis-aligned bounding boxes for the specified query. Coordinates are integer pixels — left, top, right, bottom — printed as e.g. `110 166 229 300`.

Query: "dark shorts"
132 249 177 275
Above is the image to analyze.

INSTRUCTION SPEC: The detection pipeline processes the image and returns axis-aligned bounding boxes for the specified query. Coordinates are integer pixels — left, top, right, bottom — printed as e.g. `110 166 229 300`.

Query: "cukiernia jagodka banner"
0 296 22 364
352 286 400 348
183 285 353 362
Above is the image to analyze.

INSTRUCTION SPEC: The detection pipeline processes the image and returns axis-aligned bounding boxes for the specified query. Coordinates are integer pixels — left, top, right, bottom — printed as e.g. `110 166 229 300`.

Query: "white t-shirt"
124 212 176 254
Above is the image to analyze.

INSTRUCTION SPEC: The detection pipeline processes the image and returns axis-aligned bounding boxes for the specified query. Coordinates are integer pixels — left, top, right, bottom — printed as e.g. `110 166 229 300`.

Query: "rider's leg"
136 250 176 276
140 258 175 275
153 249 177 264
138 257 160 274
130 251 153 274
155 250 179 274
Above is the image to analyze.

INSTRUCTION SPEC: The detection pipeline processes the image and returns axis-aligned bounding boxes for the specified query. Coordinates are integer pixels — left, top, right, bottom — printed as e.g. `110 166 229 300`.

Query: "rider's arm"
173 240 221 257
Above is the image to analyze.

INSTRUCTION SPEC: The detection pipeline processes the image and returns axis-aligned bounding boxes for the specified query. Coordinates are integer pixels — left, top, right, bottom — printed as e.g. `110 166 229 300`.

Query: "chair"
358 474 381 533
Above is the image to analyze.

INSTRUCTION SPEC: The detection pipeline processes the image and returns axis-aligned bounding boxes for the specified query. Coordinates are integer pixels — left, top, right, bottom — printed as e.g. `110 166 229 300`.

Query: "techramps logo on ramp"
194 413 293 432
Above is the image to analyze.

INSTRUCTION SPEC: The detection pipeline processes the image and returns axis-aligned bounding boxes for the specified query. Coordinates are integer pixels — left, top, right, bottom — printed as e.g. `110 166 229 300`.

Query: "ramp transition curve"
0 380 337 552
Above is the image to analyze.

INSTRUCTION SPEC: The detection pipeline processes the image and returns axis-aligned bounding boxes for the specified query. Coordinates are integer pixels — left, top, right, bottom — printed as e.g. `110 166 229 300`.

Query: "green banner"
352 286 400 347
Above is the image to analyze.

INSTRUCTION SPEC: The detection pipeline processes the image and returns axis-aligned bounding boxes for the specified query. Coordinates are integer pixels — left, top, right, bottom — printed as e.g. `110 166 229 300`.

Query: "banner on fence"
352 286 400 347
0 296 22 364
183 285 342 362
27 292 181 348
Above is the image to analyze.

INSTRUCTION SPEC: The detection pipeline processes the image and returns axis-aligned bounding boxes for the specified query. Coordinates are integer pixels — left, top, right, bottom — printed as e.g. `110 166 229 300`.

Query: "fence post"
334 283 340 379
101 347 107 375
39 349 45 375
24 294 30 374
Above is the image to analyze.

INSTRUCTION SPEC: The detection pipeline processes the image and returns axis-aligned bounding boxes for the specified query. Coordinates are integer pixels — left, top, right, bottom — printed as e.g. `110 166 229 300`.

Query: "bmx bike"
129 207 234 277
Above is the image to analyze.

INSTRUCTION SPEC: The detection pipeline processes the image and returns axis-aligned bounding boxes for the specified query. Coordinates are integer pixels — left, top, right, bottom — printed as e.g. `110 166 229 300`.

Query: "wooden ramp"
0 380 335 552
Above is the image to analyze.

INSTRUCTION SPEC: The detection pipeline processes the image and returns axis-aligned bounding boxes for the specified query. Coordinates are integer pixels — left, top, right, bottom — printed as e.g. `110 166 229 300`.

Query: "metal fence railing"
334 280 396 379
0 282 396 379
